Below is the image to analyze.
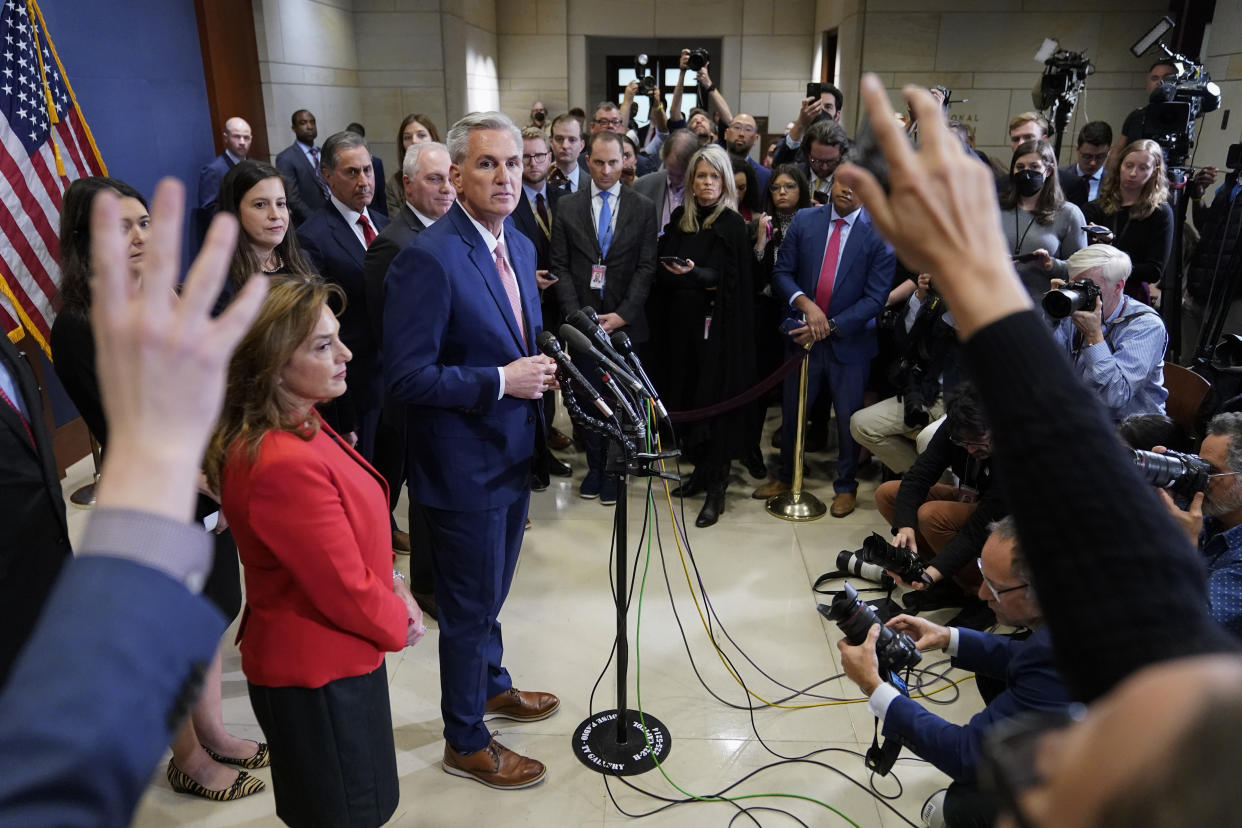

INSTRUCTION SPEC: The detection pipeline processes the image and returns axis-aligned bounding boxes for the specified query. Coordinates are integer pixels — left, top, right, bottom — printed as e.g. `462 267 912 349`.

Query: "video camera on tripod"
1032 38 1094 157
1129 16 1222 169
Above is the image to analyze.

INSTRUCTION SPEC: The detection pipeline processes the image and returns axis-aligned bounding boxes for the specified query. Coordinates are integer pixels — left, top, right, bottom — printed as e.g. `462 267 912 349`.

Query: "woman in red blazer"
206 276 424 828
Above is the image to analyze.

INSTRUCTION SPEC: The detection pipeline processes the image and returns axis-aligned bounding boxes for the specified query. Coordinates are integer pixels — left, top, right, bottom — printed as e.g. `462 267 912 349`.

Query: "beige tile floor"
61 419 984 828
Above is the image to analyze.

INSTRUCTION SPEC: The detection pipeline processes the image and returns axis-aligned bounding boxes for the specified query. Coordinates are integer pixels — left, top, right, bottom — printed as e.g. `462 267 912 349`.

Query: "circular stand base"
572 709 672 776
766 489 827 521
70 482 97 508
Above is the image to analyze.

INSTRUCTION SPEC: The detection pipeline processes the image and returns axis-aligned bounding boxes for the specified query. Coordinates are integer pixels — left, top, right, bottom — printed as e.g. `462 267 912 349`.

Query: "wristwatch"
827 319 839 336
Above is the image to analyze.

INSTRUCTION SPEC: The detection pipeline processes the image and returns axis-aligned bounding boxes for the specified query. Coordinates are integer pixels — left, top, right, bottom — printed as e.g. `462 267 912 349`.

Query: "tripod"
560 366 680 775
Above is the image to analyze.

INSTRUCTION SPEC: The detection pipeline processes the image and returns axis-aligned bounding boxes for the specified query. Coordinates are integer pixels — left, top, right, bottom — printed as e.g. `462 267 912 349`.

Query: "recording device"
659 255 689 267
819 583 921 677
1032 39 1094 156
536 331 614 419
863 532 927 585
566 309 645 393
888 290 952 429
609 330 670 422
1129 16 1222 168
686 48 710 72
1042 277 1102 319
635 54 657 94
560 324 644 428
1012 252 1040 264
1083 224 1110 236
835 543 896 590
1131 448 1211 497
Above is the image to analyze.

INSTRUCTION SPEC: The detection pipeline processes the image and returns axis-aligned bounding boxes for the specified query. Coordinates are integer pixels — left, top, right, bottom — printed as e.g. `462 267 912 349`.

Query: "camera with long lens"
1042 277 1101 319
686 48 710 72
1132 448 1211 497
819 582 921 676
836 536 896 588
865 532 926 585
635 54 657 94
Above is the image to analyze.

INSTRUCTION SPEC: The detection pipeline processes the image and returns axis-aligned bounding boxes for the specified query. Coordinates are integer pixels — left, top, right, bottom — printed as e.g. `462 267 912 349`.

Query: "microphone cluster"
535 309 670 444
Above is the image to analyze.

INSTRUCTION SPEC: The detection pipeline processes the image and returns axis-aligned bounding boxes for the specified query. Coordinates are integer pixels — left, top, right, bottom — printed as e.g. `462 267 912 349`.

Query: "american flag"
0 0 105 349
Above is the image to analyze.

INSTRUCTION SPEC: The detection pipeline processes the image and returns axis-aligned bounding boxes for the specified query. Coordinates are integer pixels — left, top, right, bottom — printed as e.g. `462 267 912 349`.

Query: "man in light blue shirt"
1049 244 1168 422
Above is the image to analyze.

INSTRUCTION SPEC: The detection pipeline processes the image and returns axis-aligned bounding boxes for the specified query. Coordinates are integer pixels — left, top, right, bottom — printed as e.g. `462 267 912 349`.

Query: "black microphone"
565 310 645 393
536 331 614 420
608 330 670 422
560 324 644 428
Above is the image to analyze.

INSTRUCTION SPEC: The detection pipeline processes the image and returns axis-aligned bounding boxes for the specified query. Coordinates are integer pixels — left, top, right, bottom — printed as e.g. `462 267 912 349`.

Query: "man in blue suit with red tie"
384 112 560 791
755 171 895 516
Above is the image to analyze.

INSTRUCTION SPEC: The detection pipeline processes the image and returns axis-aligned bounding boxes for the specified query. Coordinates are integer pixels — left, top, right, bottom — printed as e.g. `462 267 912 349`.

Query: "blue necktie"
597 190 612 258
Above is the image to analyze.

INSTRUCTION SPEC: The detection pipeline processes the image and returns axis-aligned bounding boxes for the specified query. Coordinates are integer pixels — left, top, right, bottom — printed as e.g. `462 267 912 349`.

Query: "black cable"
728 806 811 828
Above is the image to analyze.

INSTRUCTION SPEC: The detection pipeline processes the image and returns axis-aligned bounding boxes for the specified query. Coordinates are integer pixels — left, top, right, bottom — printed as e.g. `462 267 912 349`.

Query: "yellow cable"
653 432 976 709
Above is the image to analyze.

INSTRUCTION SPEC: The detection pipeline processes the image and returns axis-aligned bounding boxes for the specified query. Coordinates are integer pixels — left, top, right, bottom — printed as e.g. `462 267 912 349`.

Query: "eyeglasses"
977 558 1027 602
979 705 1088 828
522 152 551 163
593 117 624 128
771 182 799 192
950 434 990 451
728 123 757 133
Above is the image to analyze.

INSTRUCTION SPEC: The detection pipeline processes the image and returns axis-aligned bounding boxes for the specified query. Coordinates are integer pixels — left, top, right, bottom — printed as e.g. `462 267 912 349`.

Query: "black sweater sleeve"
964 310 1235 702
893 422 952 530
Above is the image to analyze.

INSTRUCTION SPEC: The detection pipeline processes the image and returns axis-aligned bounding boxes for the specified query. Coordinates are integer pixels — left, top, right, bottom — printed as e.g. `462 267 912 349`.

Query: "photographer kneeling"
874 382 1007 625
1157 412 1242 639
839 517 1071 828
1046 244 1167 422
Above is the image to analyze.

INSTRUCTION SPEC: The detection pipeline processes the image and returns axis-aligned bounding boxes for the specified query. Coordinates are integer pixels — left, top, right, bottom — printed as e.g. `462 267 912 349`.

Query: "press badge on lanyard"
590 264 607 293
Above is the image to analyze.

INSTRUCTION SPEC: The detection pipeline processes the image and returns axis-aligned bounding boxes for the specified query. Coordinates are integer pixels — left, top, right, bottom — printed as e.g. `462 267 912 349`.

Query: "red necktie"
0 384 34 446
814 218 846 314
495 240 526 342
357 214 377 247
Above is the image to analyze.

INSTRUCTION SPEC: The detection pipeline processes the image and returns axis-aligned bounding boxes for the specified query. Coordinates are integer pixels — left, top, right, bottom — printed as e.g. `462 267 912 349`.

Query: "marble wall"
252 0 1237 175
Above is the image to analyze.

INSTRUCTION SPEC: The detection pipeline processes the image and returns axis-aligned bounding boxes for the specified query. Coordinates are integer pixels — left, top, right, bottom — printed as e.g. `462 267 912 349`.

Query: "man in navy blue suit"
754 171 894 516
196 116 251 215
384 112 559 790
839 517 1071 827
275 109 329 226
298 131 390 461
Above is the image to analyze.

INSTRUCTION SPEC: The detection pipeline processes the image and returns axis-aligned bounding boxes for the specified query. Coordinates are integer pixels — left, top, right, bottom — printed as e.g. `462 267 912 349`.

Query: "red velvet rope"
668 349 808 423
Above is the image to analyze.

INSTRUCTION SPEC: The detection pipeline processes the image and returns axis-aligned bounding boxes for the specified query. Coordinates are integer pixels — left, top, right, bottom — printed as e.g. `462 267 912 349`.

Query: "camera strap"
866 719 903 776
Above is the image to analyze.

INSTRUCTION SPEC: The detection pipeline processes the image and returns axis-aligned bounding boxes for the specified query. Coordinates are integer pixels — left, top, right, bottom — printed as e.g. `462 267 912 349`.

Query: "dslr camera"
1132 448 1211 497
864 531 927 585
635 54 657 94
686 48 710 72
836 533 898 588
1042 277 1101 319
819 582 921 677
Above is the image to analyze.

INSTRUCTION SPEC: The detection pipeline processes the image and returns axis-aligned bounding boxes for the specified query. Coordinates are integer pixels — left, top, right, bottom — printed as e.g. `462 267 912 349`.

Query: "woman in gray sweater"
999 139 1086 299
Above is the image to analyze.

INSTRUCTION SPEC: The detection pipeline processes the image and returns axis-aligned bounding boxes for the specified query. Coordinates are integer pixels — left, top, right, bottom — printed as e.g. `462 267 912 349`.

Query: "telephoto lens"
836 548 895 587
1131 448 1211 497
819 583 921 675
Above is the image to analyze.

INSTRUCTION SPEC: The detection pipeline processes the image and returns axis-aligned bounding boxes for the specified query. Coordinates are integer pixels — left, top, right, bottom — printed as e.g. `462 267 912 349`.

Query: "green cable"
625 405 863 827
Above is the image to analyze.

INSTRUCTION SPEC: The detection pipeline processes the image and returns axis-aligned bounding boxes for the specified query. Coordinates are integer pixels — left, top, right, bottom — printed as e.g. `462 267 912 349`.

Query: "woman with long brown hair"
50 176 267 802
218 160 315 290
205 276 423 828
1084 139 1173 304
998 139 1087 299
386 113 440 215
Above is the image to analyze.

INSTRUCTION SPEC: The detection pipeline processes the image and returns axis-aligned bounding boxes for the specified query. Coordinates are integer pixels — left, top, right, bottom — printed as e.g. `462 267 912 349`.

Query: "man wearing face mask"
1158 412 1242 639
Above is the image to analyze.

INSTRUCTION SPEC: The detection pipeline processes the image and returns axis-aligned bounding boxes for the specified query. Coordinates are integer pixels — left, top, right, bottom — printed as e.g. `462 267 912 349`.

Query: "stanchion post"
766 342 827 522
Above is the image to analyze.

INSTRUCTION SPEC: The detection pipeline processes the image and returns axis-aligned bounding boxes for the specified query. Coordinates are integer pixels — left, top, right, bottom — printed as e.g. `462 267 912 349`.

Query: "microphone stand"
560 361 680 776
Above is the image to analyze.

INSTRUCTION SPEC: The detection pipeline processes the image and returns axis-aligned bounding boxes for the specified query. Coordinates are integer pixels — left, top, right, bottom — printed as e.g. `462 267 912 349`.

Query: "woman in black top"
50 177 267 801
218 160 316 290
1083 138 1174 305
745 165 812 478
648 144 755 527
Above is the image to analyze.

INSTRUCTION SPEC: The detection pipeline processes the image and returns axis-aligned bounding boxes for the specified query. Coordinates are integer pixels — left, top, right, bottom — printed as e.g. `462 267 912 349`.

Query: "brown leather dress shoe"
484 688 560 722
443 738 546 789
830 491 857 518
752 479 792 499
547 427 572 451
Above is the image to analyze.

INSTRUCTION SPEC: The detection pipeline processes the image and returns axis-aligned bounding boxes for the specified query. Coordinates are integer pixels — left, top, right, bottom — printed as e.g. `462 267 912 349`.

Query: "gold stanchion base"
765 489 827 522
69 481 97 507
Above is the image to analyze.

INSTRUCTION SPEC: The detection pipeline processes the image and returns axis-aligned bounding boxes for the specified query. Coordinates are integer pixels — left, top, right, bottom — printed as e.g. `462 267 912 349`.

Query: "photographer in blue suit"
0 179 268 826
840 516 1071 827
